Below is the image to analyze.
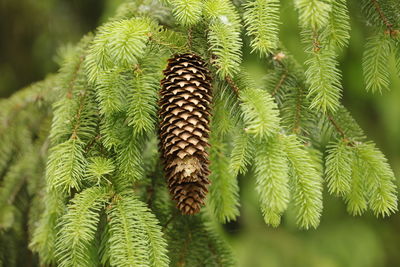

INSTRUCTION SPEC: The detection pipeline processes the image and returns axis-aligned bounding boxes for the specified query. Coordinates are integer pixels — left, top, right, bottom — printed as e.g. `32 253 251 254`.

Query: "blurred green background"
1 0 399 266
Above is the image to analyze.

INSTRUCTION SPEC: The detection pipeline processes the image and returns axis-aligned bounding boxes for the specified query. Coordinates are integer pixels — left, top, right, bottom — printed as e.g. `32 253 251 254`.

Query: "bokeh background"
1 0 399 266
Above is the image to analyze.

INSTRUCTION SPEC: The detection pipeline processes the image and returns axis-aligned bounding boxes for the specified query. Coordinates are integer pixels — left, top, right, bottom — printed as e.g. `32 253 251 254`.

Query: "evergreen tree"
0 0 399 266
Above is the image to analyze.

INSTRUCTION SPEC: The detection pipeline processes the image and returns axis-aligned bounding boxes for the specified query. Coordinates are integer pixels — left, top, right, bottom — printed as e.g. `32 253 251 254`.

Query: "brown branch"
71 91 88 140
147 32 185 51
271 72 288 97
187 27 193 50
225 75 240 95
327 113 346 139
271 53 306 135
84 134 101 153
312 30 321 53
293 87 304 134
371 0 398 37
327 113 358 147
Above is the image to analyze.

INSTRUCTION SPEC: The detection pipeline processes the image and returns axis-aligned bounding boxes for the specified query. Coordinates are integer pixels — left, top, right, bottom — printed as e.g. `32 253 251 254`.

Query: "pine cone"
159 53 212 215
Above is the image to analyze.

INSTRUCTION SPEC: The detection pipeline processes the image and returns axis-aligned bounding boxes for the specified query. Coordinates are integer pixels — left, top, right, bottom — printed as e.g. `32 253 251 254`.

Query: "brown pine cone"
159 53 212 215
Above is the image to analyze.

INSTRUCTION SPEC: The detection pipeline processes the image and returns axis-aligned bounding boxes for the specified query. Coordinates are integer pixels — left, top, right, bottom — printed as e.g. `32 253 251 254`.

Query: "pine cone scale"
159 53 212 215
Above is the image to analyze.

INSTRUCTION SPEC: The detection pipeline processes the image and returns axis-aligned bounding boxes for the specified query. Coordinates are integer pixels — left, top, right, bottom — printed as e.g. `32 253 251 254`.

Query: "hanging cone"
159 53 212 215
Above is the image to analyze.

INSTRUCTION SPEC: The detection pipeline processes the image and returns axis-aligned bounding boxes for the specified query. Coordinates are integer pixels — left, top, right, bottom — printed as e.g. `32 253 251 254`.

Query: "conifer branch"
224 76 240 95
66 56 85 97
55 186 111 267
254 136 290 227
371 0 396 35
2 1 400 265
362 33 392 92
292 85 306 135
204 0 243 78
345 157 368 215
229 129 255 176
148 29 187 52
327 113 346 139
84 134 101 153
305 48 342 113
243 0 280 56
208 135 240 223
325 139 354 195
271 72 288 97
269 52 313 136
322 0 350 49
283 135 323 229
171 0 204 26
71 91 89 140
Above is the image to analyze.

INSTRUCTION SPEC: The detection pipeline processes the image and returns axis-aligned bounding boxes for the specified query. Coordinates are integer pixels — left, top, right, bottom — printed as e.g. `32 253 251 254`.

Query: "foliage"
0 0 399 266
361 0 400 92
243 0 280 56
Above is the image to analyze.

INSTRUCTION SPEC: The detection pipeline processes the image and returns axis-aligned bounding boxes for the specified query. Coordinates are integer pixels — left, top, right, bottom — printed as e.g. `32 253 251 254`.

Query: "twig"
84 134 101 153
271 72 288 97
224 75 240 95
293 86 304 134
162 212 177 231
147 32 185 52
327 113 346 139
71 90 88 140
371 0 398 37
272 53 307 135
187 27 193 50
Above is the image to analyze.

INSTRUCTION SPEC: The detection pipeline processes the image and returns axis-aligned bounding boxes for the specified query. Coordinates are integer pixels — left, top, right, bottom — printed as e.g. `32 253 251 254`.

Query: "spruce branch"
356 142 398 217
362 33 392 92
325 139 355 196
294 0 331 30
243 0 280 56
395 43 400 77
322 0 351 49
30 190 66 265
126 51 164 136
166 215 235 266
370 0 397 36
147 28 187 53
86 157 114 185
236 74 281 138
204 0 243 78
2 1 400 265
224 75 240 95
55 186 111 267
229 129 255 176
283 135 323 229
327 113 346 139
106 195 150 266
106 193 169 267
85 18 156 84
305 48 342 113
95 67 127 115
208 134 240 223
268 52 314 136
170 0 204 26
271 71 288 97
46 138 87 193
254 135 290 227
330 106 365 140
114 133 145 187
345 156 368 215
211 83 239 137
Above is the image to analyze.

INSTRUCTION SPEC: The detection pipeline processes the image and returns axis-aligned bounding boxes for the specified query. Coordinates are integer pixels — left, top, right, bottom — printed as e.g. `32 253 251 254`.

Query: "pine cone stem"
159 53 212 215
